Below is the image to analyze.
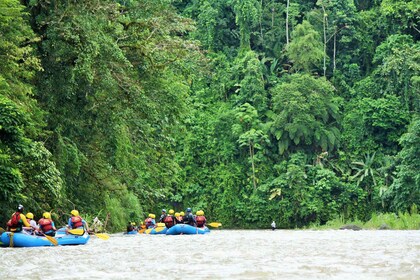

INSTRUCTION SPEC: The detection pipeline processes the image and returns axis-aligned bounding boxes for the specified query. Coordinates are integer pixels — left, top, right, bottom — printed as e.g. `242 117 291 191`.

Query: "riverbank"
309 212 420 230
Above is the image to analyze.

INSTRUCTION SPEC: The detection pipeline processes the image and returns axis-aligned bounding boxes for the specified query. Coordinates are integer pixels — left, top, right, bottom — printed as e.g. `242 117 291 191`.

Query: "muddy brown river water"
1 230 419 279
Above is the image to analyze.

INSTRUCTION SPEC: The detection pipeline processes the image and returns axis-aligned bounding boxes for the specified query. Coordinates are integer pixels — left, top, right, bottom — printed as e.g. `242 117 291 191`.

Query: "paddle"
144 225 166 234
207 222 222 228
93 233 110 240
68 228 109 240
39 232 58 246
155 226 166 233
0 227 5 235
9 232 14 247
68 229 84 235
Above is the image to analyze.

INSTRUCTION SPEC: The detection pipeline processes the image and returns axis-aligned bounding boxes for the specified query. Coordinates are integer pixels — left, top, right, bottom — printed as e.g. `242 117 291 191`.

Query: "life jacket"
145 218 153 228
183 213 195 226
7 212 22 228
39 218 53 232
163 215 174 228
71 216 83 229
196 216 206 227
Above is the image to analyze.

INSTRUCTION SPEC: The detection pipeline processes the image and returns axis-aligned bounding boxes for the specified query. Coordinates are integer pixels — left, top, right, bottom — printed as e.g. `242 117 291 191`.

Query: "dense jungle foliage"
0 0 419 230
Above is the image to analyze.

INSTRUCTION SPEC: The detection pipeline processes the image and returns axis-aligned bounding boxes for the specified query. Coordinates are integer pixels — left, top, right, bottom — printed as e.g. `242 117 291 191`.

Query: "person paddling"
6 204 30 233
174 212 183 224
67 210 89 233
195 210 207 228
25 212 39 234
144 214 156 229
38 212 57 236
183 208 197 226
163 209 175 229
158 209 167 223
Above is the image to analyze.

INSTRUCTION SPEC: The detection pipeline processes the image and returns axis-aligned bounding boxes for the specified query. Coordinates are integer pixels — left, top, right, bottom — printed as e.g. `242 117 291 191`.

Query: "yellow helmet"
131 222 136 226
175 212 180 217
148 213 156 219
169 209 174 215
71 210 79 216
196 210 204 216
43 212 51 219
26 212 34 219
180 211 185 216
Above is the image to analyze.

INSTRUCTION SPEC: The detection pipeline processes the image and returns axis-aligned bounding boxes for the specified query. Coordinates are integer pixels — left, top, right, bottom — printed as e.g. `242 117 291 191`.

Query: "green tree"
389 116 420 212
270 74 341 155
233 0 261 50
287 20 323 73
0 0 62 224
232 103 269 190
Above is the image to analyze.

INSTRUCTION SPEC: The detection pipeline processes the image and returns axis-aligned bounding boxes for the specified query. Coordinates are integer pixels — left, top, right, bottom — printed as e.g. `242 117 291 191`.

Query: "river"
1 230 419 279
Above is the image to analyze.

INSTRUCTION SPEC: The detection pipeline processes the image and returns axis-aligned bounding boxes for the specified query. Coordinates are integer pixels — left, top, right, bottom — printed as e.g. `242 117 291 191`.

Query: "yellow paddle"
39 232 58 246
144 225 166 234
154 226 166 233
68 229 84 235
93 233 110 240
207 222 222 228
68 228 109 240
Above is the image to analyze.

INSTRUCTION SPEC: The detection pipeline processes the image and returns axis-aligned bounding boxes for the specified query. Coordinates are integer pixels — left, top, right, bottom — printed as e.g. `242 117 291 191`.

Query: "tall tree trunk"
259 0 264 45
322 5 327 76
249 142 257 190
333 31 336 71
286 0 290 47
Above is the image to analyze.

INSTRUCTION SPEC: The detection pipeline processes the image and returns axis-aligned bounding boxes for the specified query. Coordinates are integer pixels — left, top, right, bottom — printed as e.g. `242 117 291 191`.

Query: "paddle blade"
43 234 58 246
0 227 5 235
207 222 222 228
145 228 153 234
154 226 166 233
94 233 109 240
68 229 84 235
157 223 165 227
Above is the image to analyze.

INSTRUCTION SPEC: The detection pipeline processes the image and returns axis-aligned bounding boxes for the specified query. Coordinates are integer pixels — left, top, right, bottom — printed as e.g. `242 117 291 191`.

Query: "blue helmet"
162 209 166 213
186 207 192 212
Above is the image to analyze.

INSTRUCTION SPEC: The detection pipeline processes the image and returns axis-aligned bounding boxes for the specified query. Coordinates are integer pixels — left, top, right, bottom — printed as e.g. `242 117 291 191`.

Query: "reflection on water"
1 230 419 279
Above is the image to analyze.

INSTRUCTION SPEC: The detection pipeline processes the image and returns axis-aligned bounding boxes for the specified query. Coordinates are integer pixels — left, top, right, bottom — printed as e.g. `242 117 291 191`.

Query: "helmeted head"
162 209 166 213
186 207 192 213
71 210 79 217
196 210 204 216
43 212 51 219
26 212 34 219
175 212 180 217
17 204 24 212
131 222 136 226
169 209 174 215
180 211 185 216
148 213 155 219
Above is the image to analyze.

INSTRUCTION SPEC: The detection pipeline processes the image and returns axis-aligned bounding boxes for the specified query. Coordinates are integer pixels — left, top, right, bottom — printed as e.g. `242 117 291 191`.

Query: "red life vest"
163 215 174 227
7 212 21 228
196 216 206 227
145 218 153 228
71 216 83 228
39 218 53 232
